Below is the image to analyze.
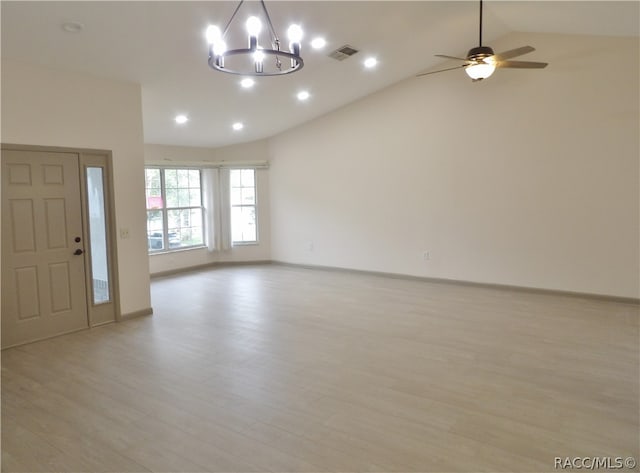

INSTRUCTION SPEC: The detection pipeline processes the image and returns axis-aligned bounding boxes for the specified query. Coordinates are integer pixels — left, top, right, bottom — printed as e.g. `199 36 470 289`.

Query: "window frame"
145 166 205 254
230 168 259 245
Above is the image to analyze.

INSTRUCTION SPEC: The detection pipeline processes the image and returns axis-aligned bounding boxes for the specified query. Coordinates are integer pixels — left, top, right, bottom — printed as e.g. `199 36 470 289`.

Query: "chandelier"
206 0 304 76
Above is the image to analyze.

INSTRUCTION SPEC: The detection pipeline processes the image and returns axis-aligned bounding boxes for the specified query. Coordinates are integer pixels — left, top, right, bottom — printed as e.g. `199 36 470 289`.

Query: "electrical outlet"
119 228 130 239
307 241 314 252
423 251 430 261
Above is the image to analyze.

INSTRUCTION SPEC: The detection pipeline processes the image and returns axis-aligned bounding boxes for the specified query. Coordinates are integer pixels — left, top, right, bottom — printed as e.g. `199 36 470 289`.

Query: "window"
145 168 204 252
230 169 257 243
86 167 110 303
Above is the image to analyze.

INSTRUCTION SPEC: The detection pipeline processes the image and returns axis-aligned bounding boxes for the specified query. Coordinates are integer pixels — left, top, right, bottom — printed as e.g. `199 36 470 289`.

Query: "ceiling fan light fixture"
418 0 547 81
465 62 496 80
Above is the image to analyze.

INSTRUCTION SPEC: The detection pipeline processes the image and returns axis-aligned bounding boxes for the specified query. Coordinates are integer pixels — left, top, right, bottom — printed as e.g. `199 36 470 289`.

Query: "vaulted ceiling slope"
2 1 638 148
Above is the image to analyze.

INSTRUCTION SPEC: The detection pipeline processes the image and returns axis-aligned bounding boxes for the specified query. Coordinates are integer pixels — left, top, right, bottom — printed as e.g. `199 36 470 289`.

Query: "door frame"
1 143 121 331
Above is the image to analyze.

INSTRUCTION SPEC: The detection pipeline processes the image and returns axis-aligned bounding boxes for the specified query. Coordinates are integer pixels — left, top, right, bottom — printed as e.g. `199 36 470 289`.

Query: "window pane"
230 187 242 206
165 187 179 208
164 228 182 249
166 210 183 249
167 208 203 248
86 167 110 304
147 210 165 250
178 188 190 207
145 169 162 209
177 169 190 188
189 209 204 245
241 187 255 205
146 193 163 210
231 206 256 242
189 188 201 207
145 168 160 189
230 169 241 187
167 209 183 232
189 170 200 186
241 169 254 187
165 169 178 188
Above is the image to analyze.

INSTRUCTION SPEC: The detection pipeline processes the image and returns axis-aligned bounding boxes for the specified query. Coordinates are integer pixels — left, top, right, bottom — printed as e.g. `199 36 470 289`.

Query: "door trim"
1 143 121 334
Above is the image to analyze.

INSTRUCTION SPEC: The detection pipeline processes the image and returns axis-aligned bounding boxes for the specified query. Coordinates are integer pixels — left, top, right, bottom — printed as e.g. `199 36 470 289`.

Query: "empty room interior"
1 1 639 472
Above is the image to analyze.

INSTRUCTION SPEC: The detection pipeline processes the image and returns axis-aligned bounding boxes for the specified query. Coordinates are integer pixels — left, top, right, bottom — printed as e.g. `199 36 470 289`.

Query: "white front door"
2 149 89 348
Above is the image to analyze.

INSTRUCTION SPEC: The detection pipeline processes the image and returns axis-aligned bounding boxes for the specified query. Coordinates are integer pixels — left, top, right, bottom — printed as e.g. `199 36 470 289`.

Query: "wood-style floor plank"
2 264 638 472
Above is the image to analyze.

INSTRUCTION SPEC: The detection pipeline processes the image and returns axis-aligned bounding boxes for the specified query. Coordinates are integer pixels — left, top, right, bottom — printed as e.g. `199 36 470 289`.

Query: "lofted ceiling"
2 1 638 148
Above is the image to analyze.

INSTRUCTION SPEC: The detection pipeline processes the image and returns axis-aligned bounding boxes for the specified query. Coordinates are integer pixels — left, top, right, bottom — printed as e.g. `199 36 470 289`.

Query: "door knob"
74 249 84 256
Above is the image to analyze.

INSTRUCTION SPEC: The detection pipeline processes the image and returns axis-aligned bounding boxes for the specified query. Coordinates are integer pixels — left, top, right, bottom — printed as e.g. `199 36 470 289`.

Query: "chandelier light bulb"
246 16 262 36
287 24 303 43
465 62 496 80
206 25 222 44
212 39 227 56
253 49 265 63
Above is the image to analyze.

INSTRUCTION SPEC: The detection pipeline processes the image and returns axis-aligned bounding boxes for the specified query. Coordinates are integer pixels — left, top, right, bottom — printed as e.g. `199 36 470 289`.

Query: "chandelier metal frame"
207 0 304 76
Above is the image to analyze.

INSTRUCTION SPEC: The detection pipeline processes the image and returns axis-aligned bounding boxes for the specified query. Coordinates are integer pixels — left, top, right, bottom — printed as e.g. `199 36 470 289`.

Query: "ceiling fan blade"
493 45 535 61
416 65 467 77
435 54 470 62
498 60 548 69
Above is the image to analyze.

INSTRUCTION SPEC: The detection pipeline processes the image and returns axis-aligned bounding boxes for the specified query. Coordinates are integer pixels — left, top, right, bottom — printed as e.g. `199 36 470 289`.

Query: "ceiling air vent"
328 45 359 61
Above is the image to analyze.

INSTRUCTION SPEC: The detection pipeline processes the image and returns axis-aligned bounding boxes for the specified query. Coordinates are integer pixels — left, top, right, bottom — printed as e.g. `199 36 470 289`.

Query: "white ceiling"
2 1 638 148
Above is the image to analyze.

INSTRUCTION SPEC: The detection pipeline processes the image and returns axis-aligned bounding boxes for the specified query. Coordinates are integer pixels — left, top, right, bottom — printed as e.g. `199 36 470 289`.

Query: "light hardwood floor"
2 264 639 472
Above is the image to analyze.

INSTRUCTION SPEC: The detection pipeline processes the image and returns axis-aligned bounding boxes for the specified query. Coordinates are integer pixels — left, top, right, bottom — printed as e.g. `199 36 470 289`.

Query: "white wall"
1 60 151 315
268 33 640 299
144 141 271 275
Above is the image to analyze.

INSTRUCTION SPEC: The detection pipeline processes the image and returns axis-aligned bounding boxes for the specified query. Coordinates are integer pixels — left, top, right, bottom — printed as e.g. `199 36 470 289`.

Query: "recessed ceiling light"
364 57 378 69
297 90 310 101
240 78 255 88
62 21 84 33
175 115 189 124
310 37 326 49
232 122 244 131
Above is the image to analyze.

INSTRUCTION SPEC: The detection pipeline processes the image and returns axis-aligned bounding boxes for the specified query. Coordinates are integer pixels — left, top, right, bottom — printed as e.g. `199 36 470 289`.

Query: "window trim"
146 166 205 254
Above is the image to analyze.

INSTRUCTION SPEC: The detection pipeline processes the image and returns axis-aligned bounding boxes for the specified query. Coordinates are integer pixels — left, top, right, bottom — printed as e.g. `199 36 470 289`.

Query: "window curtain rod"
145 160 269 169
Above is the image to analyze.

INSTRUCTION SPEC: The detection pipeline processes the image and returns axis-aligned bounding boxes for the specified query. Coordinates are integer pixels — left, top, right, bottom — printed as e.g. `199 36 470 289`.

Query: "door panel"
15 266 40 319
49 262 72 313
10 199 37 251
44 198 69 248
2 150 88 348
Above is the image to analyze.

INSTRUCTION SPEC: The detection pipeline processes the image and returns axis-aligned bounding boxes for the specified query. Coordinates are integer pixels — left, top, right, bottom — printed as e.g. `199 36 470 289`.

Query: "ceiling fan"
418 0 548 81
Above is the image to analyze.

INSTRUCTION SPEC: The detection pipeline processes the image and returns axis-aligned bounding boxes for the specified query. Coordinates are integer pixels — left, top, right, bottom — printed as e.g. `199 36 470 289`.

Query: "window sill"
149 245 207 256
232 241 259 247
